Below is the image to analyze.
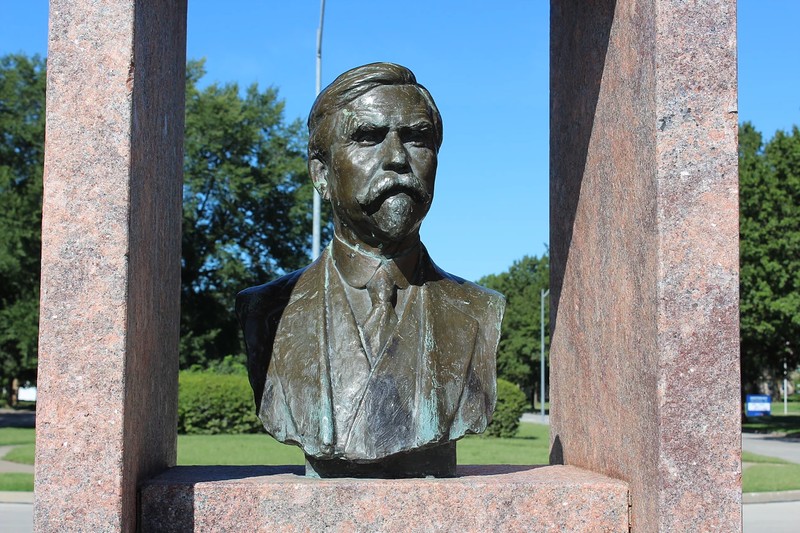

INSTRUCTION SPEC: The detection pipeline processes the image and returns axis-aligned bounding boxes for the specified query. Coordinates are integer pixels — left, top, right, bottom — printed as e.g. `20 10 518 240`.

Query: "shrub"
187 354 248 375
177 371 262 434
486 378 527 438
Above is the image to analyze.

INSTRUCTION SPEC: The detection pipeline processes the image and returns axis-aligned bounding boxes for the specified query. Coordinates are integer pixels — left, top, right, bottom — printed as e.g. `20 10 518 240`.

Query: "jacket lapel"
324 258 373 450
345 280 479 458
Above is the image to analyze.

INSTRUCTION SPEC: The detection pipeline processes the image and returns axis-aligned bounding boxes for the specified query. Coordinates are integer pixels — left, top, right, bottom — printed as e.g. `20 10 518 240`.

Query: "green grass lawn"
0 427 36 446
0 428 36 491
742 451 792 464
459 420 550 464
3 422 799 494
742 451 800 492
177 422 550 466
0 423 549 491
0 473 34 491
2 444 34 465
178 433 304 465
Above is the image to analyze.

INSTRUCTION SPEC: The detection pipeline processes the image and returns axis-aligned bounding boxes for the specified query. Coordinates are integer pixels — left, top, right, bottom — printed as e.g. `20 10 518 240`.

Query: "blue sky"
1 1 798 281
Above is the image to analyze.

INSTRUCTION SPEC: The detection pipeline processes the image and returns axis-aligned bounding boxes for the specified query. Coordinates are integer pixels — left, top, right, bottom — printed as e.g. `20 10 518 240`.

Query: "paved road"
0 503 33 533
0 409 35 428
742 433 800 464
521 412 549 425
743 500 800 532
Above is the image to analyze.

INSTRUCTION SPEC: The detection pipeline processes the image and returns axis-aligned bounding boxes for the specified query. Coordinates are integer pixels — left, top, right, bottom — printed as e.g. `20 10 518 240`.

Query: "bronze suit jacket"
236 246 505 461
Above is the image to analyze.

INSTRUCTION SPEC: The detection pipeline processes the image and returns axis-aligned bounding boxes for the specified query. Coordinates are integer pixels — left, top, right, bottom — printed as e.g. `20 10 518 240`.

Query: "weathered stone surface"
550 0 740 531
140 465 629 532
34 1 187 531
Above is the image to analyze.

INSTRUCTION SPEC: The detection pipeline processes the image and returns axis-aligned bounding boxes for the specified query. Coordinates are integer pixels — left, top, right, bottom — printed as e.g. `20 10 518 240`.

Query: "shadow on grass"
743 414 800 438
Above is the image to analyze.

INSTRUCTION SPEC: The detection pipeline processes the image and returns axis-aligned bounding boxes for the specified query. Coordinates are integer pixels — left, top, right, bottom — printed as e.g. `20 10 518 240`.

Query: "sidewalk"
0 446 34 474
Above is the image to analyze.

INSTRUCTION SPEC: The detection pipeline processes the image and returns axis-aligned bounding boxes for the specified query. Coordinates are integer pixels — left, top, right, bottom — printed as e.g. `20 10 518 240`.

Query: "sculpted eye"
352 127 386 145
403 126 435 148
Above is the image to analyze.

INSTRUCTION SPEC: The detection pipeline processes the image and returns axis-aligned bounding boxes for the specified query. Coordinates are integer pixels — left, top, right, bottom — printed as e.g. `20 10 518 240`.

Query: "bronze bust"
236 63 505 478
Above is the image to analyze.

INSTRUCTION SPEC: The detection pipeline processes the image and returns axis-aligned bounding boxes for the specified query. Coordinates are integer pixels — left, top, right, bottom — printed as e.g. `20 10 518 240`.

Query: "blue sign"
745 394 771 417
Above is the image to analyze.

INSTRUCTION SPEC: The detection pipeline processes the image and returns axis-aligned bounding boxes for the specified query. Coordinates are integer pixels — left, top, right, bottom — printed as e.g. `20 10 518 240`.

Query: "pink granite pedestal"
140 465 629 532
550 0 740 531
38 1 739 531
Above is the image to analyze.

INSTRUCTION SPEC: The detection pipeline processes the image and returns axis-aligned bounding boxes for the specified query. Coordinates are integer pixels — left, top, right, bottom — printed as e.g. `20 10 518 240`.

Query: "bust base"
305 441 456 478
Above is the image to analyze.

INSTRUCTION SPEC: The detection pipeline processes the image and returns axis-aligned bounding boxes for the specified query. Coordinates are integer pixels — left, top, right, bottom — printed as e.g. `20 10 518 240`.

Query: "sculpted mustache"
356 174 431 212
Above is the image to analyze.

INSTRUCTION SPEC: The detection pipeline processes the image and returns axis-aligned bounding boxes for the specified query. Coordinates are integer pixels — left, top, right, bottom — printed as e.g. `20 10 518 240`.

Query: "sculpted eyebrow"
351 123 387 139
407 122 433 132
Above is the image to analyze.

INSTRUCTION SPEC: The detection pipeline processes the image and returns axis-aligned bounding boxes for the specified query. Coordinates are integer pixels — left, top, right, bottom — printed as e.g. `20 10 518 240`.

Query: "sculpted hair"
308 62 443 162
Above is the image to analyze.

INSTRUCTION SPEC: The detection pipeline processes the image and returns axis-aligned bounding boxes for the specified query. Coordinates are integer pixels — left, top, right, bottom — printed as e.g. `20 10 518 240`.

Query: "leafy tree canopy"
740 121 800 393
0 54 330 394
181 59 329 367
0 54 46 395
479 253 549 396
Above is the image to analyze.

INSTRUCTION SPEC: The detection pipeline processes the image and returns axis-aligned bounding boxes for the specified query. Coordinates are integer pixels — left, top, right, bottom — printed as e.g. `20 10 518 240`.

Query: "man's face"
320 84 438 248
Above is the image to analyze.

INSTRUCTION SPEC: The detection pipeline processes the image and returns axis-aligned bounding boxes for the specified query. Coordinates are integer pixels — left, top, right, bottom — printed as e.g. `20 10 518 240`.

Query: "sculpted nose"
381 131 411 173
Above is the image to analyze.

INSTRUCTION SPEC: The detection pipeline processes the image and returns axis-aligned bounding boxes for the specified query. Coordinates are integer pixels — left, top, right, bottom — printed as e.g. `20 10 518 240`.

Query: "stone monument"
236 63 505 478
34 1 740 530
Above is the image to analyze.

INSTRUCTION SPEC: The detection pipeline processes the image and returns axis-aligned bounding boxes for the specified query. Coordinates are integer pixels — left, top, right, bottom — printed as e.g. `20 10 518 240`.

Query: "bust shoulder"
426 260 507 323
235 264 314 322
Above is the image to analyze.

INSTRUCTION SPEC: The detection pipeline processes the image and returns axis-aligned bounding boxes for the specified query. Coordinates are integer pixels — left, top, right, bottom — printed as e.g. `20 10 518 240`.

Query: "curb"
0 491 33 504
742 490 800 504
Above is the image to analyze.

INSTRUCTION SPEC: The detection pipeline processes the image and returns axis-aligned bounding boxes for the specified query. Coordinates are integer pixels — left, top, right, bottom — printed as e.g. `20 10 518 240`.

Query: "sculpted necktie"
363 266 398 364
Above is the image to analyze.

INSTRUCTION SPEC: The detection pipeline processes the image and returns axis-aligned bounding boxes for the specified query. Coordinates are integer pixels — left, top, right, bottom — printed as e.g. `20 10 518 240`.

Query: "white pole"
784 359 788 415
312 0 326 259
541 288 549 423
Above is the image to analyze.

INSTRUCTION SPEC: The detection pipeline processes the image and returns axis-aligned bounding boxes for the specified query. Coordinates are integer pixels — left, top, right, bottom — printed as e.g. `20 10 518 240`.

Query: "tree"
478 254 549 397
180 60 328 367
740 122 800 394
0 54 329 389
0 54 46 401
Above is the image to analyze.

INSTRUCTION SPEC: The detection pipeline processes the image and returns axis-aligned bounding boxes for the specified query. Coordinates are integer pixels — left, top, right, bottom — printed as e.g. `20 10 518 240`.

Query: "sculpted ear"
309 158 330 201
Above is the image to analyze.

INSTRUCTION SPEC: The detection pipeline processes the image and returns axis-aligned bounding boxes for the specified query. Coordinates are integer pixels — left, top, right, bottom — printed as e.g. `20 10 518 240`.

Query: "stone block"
550 0 740 531
34 1 187 531
140 465 629 532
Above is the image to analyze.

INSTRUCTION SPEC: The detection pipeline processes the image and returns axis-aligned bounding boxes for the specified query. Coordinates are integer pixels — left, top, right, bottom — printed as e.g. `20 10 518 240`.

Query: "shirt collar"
330 233 421 290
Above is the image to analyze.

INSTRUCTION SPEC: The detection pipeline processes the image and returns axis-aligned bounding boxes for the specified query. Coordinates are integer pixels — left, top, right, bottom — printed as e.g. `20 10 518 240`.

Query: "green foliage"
739 122 800 394
0 427 35 445
741 451 792 465
178 434 302 465
486 378 528 438
187 353 247 375
459 421 550 465
180 60 331 368
2 443 34 465
0 54 330 378
177 371 263 434
743 463 800 493
0 54 46 400
479 254 549 394
741 441 800 495
177 422 551 467
0 473 33 491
